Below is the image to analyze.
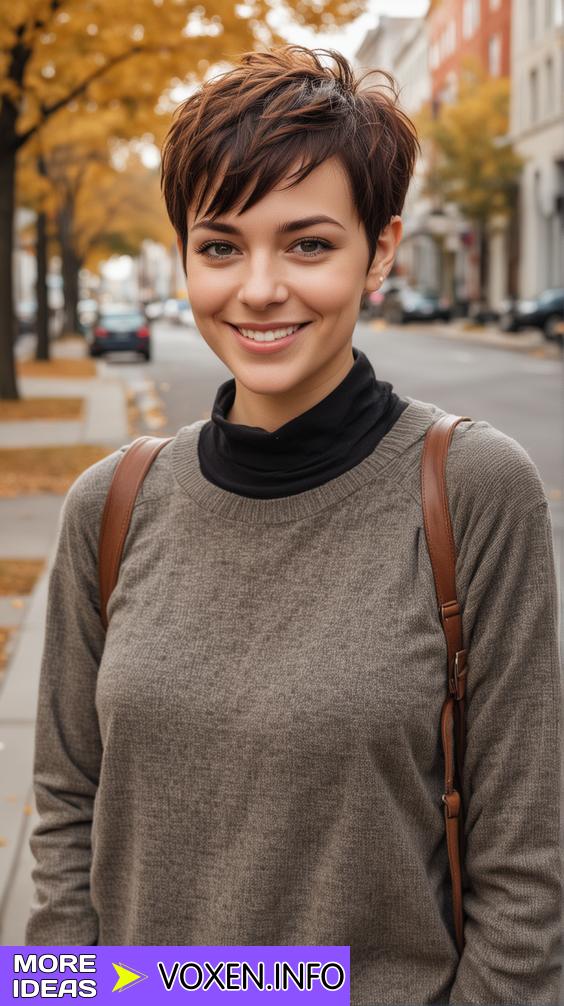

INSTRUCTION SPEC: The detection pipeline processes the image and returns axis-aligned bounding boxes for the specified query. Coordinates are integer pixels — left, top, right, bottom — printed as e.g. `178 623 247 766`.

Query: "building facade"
356 2 563 309
510 0 563 297
428 0 512 103
356 16 477 307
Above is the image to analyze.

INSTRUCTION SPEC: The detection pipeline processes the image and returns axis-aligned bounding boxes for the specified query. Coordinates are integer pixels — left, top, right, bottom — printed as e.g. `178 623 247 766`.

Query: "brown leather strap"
98 436 173 630
421 413 470 956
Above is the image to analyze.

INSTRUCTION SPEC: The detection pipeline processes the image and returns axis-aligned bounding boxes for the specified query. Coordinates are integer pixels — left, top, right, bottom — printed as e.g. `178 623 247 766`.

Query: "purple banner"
2 947 349 1003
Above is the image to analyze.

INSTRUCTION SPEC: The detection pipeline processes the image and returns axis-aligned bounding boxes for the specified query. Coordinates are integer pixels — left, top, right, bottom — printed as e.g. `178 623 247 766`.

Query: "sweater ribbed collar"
171 399 444 524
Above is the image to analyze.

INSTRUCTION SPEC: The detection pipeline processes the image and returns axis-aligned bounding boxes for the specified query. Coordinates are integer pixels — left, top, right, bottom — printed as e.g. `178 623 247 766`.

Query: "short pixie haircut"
162 46 419 266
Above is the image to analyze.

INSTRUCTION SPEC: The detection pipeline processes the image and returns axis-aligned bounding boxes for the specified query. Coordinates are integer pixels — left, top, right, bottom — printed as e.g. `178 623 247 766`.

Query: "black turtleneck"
197 348 407 499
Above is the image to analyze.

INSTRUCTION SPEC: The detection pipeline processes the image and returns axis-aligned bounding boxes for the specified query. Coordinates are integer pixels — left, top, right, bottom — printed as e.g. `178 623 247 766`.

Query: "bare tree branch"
15 46 144 150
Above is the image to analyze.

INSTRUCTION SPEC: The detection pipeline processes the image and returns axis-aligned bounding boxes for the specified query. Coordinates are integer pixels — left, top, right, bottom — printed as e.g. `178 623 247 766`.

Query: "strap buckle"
442 791 460 818
449 651 468 701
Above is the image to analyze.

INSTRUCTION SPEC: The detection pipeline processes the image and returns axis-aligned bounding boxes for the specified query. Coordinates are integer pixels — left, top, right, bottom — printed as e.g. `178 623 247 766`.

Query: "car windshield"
401 288 433 307
101 313 145 328
537 289 563 305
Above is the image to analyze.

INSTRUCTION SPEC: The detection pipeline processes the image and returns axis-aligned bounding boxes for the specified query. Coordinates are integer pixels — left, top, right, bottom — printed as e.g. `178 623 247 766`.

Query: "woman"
27 47 561 1003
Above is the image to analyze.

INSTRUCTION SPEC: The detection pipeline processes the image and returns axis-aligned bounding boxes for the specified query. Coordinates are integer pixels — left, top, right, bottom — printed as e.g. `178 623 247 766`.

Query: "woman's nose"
237 255 289 311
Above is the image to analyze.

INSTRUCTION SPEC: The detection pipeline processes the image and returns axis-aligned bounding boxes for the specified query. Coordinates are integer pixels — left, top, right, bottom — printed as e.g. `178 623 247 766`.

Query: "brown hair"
162 46 419 267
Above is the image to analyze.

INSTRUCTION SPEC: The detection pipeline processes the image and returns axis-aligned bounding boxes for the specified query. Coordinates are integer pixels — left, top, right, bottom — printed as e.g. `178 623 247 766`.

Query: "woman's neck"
226 344 355 432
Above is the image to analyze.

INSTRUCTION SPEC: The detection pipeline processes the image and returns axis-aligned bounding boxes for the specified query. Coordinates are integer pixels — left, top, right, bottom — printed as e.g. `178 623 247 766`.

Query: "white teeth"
238 325 300 342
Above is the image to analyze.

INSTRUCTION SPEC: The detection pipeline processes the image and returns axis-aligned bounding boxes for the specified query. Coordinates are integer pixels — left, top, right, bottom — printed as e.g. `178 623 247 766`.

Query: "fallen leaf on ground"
0 561 44 596
17 358 96 379
0 445 113 497
0 397 83 422
0 626 15 675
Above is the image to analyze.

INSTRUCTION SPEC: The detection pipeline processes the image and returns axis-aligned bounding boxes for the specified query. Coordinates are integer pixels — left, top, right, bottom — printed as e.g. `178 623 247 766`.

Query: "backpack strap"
421 413 470 956
98 436 173 630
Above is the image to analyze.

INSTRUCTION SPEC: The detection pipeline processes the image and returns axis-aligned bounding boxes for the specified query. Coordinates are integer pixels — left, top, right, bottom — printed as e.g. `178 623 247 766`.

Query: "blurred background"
0 0 562 946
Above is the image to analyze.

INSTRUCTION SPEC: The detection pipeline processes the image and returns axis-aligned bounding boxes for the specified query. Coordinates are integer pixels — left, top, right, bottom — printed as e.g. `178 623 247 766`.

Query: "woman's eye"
200 242 236 258
292 239 330 255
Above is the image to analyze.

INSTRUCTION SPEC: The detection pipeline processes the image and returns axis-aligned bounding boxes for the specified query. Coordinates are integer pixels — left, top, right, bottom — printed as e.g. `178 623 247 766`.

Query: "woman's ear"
365 216 403 293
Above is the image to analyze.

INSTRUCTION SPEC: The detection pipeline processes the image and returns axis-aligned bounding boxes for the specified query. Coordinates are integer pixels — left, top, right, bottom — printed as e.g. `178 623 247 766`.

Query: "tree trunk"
57 205 81 335
479 222 488 304
0 144 18 399
36 210 49 360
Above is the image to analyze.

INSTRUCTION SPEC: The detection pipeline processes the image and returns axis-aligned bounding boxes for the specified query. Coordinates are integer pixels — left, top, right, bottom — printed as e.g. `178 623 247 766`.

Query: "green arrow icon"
112 962 148 992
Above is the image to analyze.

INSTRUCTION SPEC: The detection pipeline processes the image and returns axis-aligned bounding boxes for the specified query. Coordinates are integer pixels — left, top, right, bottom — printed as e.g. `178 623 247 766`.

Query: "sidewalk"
0 354 129 944
0 375 128 448
369 316 563 359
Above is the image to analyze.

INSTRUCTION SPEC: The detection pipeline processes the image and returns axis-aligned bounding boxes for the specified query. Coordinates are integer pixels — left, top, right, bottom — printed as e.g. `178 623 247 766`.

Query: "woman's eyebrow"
278 215 345 233
191 220 241 235
190 214 345 235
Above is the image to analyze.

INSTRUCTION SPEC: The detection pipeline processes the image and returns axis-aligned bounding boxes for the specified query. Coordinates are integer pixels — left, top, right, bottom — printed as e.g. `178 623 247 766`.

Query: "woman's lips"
229 323 308 354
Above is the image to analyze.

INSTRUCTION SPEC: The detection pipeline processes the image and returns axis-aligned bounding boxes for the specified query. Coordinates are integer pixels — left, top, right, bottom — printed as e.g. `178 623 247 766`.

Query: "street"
0 318 561 945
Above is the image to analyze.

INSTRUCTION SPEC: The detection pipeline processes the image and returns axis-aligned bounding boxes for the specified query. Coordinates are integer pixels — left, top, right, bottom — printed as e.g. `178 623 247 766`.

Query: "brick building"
427 0 512 104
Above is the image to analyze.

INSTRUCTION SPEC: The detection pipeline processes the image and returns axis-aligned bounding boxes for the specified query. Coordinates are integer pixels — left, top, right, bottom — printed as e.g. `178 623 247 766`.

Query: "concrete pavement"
0 574 50 944
0 360 130 945
391 316 563 359
0 374 128 448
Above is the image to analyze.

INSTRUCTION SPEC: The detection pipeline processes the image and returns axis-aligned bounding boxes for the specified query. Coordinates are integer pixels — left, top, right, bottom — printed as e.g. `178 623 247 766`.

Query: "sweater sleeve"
447 427 561 1003
26 450 123 946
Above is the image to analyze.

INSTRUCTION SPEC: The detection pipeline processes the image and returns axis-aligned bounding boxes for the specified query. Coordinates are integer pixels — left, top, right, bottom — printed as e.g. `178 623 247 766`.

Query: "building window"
462 0 480 39
545 58 554 114
529 68 538 124
489 35 502 77
528 0 537 39
445 20 456 57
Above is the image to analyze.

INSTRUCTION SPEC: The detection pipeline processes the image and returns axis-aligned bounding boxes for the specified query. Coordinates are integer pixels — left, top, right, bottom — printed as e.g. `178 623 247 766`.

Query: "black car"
90 304 151 360
499 288 564 341
382 285 451 324
15 300 37 335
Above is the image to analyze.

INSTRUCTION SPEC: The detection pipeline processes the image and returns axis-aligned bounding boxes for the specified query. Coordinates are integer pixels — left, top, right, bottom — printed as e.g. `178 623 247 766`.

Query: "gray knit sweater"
26 400 561 1004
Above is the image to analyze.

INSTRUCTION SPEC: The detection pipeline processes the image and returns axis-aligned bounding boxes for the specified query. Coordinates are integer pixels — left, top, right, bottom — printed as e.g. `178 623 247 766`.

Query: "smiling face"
183 158 401 430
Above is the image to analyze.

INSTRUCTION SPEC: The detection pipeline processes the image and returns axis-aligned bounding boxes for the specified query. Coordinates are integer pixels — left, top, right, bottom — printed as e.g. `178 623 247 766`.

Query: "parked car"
77 299 99 336
162 298 196 327
382 285 451 325
15 300 37 335
499 288 564 341
90 303 151 360
359 289 385 319
145 301 165 320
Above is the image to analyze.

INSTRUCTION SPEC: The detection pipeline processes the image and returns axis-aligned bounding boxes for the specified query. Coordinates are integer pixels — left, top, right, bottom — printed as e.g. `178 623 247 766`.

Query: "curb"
0 567 51 941
0 373 129 451
368 319 563 359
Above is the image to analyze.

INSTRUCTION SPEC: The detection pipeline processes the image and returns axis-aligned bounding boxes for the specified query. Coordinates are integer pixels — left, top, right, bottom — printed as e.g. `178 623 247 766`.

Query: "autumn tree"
19 105 174 336
15 147 53 358
1 0 365 399
47 143 174 332
416 65 522 300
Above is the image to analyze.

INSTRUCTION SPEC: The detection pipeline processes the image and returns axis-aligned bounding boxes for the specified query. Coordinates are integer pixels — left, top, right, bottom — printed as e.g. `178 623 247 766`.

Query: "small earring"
379 276 384 282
